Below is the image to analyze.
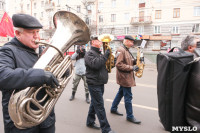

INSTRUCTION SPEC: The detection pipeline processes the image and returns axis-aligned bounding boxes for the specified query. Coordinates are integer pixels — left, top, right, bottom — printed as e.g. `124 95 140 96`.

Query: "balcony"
86 0 96 3
45 2 55 11
130 16 152 24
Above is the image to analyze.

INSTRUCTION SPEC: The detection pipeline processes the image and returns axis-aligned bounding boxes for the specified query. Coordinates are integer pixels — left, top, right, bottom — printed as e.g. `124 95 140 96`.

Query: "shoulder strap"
122 45 135 60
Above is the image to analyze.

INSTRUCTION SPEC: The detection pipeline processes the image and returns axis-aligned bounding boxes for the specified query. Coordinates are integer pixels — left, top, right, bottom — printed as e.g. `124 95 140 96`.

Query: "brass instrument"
135 47 145 78
8 11 90 129
98 34 115 73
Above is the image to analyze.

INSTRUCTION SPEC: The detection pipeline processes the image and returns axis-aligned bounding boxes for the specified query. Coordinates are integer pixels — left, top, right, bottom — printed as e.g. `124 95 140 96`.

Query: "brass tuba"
98 34 115 73
135 47 145 78
8 11 90 129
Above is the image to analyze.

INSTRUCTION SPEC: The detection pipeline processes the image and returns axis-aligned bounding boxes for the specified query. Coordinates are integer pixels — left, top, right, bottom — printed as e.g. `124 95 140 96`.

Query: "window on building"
77 5 81 13
156 0 162 2
41 1 44 7
34 13 37 17
111 0 116 8
111 14 116 22
139 0 145 3
99 15 103 23
124 27 129 34
41 12 43 17
34 3 36 9
0 2 2 9
155 10 161 19
124 13 130 21
171 41 178 48
111 27 115 34
192 24 200 33
87 5 91 11
173 8 180 18
153 41 161 50
139 11 144 22
194 7 200 16
21 4 23 12
125 0 130 6
138 26 144 34
27 4 29 10
99 2 104 12
154 26 161 34
99 28 103 34
85 17 91 25
67 7 71 11
172 26 179 34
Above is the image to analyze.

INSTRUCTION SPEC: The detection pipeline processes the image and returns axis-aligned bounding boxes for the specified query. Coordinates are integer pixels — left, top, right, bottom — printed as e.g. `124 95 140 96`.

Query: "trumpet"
98 34 115 73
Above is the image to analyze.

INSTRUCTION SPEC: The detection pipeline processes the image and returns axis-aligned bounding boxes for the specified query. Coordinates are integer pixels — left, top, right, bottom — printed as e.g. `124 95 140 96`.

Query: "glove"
44 71 59 88
76 49 81 54
133 65 139 72
104 49 110 59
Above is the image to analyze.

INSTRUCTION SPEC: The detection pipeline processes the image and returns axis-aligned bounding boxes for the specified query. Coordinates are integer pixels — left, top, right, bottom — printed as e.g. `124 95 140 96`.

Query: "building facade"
86 0 200 52
3 0 200 52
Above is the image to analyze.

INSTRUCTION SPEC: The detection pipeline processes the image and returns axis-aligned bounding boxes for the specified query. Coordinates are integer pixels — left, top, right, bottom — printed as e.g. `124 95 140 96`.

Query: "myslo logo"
172 126 197 132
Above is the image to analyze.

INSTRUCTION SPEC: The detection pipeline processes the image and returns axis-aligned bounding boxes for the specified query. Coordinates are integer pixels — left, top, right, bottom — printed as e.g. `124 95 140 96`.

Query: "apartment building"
2 0 200 52
86 0 200 51
6 0 88 39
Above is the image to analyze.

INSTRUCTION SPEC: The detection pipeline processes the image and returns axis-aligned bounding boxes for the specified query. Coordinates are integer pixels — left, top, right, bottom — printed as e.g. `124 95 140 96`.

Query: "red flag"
0 12 14 37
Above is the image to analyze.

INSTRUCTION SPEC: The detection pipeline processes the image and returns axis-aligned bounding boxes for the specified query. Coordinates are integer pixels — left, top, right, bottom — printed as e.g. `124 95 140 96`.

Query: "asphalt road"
0 65 169 133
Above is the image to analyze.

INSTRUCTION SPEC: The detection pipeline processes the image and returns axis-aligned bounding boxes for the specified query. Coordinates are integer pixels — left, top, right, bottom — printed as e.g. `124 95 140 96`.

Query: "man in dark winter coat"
85 35 115 133
0 13 59 133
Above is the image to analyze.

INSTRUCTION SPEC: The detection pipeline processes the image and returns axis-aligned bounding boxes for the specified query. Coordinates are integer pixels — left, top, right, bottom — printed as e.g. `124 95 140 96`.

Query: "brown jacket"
115 45 136 87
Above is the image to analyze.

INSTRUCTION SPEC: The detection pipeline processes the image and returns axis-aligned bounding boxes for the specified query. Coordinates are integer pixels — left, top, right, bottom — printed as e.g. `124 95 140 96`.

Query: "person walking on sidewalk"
69 45 90 104
110 35 141 124
85 35 115 133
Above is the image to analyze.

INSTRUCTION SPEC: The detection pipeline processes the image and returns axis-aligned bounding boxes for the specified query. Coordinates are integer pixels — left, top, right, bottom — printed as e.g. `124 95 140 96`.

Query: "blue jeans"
111 86 134 119
86 84 111 133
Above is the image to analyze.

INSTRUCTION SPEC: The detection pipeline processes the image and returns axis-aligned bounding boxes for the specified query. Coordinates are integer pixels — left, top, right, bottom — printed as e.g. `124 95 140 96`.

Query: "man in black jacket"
0 14 59 133
85 35 115 133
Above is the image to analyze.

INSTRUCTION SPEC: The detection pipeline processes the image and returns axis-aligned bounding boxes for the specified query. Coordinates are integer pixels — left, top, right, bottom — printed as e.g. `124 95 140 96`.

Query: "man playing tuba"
0 14 59 133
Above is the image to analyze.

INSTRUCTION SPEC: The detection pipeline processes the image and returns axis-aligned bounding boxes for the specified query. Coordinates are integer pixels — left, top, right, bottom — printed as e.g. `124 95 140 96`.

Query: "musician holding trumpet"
0 14 58 133
85 35 115 133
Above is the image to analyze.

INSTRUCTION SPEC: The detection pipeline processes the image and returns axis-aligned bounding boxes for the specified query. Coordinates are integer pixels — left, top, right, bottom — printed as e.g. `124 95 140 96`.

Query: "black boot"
69 91 75 101
86 93 90 104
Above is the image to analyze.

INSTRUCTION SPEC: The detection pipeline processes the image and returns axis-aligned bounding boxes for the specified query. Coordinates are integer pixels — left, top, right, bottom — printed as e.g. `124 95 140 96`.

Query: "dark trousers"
111 86 134 119
86 84 111 133
5 123 55 133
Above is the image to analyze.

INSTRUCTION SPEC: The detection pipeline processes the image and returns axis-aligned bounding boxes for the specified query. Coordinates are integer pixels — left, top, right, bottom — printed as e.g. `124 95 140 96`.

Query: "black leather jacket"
84 46 108 85
0 37 55 131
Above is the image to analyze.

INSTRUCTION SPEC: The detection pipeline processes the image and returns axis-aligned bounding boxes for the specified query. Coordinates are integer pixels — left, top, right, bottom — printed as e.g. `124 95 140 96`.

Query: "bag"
185 48 200 132
157 47 194 131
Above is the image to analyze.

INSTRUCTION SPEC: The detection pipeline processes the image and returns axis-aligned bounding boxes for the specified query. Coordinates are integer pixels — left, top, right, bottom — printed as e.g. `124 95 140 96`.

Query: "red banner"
0 12 14 37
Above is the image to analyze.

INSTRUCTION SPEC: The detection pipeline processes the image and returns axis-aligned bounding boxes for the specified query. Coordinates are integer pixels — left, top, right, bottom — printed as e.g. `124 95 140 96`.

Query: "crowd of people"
0 13 199 133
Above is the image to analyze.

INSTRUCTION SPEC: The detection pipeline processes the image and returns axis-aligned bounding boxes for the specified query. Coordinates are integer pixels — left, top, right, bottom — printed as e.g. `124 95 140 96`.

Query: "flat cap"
125 35 135 41
12 13 43 29
90 35 98 40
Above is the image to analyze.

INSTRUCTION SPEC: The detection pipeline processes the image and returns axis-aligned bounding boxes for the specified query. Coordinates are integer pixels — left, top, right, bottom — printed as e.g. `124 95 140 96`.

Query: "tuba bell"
8 11 90 129
98 34 115 73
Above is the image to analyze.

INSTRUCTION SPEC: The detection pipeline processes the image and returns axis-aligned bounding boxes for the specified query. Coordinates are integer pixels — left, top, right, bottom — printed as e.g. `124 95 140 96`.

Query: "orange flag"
0 12 14 37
